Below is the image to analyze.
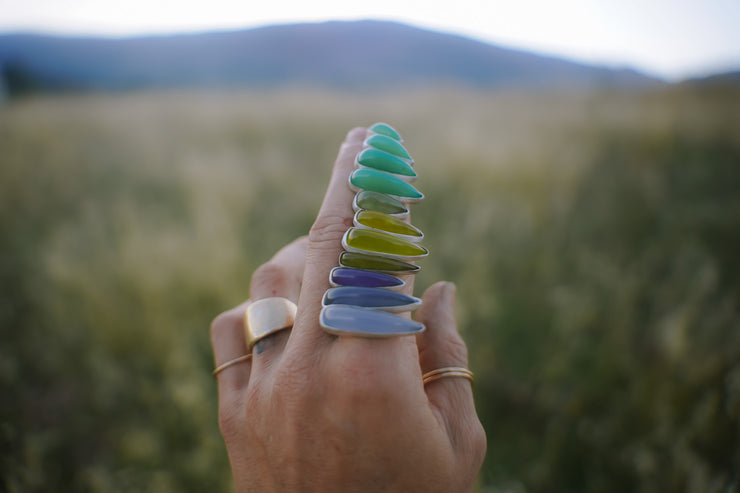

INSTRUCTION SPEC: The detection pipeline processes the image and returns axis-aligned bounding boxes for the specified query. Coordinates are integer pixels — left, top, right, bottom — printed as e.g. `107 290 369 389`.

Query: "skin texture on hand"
210 127 486 492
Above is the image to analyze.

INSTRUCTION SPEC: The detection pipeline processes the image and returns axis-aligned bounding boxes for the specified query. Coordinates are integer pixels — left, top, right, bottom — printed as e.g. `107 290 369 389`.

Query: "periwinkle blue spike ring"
320 305 425 337
322 286 422 313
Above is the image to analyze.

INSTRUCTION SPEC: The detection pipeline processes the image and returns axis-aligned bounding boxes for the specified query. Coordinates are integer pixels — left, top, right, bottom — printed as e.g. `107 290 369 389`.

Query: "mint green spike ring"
367 122 403 142
349 168 424 202
355 148 416 181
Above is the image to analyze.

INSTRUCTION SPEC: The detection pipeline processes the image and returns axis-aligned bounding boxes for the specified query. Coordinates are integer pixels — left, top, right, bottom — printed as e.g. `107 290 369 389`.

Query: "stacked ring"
213 297 296 377
422 367 474 386
320 123 427 337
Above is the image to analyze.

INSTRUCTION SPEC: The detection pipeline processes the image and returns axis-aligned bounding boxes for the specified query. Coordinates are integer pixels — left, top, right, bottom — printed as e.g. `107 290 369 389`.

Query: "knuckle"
273 360 314 399
443 331 470 365
250 262 291 296
471 417 487 456
218 401 244 441
242 385 273 441
276 358 330 413
210 309 239 341
420 330 470 370
308 214 353 246
243 384 265 418
469 417 488 468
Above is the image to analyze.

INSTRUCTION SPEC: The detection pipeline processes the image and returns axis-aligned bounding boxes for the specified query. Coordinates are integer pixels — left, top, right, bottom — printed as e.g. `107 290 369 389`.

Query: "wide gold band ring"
422 366 474 386
244 297 297 348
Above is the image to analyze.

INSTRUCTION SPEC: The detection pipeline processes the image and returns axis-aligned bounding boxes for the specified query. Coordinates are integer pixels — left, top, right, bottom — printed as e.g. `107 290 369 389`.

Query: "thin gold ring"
212 354 252 377
422 366 474 386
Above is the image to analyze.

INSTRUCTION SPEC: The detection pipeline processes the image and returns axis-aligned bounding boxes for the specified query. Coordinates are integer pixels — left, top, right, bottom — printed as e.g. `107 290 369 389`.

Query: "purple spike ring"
329 267 405 290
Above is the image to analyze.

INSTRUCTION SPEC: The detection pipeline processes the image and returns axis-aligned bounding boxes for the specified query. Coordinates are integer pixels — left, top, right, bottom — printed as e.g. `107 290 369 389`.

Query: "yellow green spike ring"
353 210 423 242
341 227 429 261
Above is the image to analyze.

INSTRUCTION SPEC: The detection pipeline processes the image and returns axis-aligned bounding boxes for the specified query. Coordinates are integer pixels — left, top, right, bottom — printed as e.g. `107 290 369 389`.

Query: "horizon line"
1 18 738 82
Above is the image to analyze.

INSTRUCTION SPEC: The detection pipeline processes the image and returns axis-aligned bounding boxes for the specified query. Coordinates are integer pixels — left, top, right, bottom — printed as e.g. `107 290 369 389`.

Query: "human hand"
210 127 486 492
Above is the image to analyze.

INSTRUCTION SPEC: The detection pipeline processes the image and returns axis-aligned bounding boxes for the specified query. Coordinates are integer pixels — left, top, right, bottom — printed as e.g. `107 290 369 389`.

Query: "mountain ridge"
0 20 665 93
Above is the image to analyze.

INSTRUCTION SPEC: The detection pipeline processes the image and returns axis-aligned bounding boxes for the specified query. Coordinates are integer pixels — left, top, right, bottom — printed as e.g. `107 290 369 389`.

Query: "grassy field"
1 85 739 492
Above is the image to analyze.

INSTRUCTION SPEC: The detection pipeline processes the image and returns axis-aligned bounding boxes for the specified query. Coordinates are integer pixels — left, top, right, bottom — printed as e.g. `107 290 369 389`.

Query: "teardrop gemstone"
356 148 416 178
353 191 408 217
330 267 405 289
320 305 425 337
354 210 423 241
369 123 402 142
339 252 420 273
364 134 412 161
349 168 423 201
343 228 429 260
322 287 421 312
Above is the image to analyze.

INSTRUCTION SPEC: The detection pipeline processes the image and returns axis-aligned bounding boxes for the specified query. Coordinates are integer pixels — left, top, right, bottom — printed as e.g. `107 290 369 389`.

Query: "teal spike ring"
367 122 403 142
363 134 413 163
349 168 424 202
355 148 416 181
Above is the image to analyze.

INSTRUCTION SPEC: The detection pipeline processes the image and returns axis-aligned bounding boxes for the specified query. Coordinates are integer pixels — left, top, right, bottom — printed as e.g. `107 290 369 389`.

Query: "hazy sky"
1 0 738 81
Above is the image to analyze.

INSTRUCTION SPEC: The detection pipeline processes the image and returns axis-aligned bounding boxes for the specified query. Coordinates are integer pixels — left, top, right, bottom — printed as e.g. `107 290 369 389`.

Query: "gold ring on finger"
244 297 297 348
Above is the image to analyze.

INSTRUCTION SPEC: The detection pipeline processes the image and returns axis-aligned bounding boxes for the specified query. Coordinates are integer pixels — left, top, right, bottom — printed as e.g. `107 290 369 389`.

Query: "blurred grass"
1 86 739 492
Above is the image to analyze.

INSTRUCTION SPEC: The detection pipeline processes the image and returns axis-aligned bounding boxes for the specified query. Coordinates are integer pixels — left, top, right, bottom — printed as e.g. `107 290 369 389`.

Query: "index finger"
290 127 367 348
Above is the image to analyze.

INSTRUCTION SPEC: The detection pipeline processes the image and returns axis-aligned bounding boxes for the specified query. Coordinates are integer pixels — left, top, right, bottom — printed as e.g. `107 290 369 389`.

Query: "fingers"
249 236 308 375
291 127 368 347
250 236 308 303
211 236 308 392
211 299 253 393
415 282 485 464
416 282 467 376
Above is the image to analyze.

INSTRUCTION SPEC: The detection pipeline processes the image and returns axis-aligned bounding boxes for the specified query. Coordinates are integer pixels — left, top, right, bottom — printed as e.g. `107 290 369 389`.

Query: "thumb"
416 281 468 376
415 281 486 473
